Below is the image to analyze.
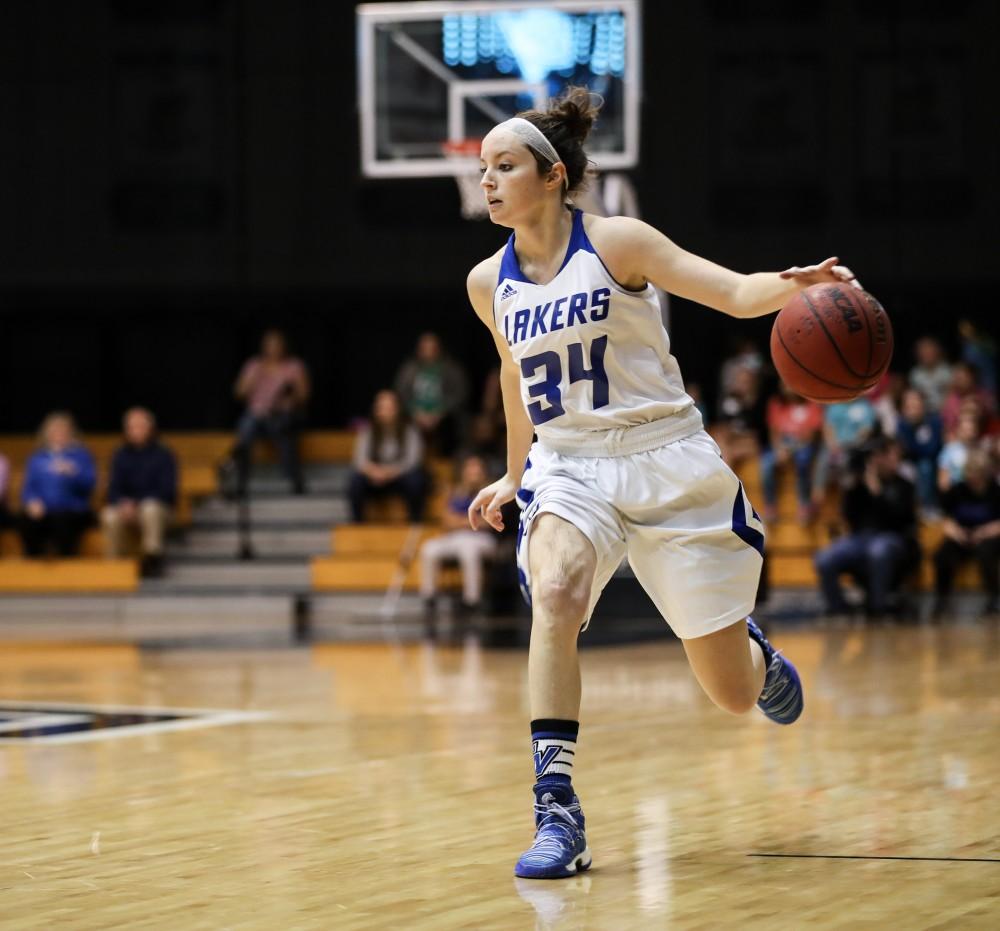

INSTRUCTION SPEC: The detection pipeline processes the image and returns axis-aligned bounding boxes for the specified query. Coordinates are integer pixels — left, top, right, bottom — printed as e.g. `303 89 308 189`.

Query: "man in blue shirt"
102 408 177 576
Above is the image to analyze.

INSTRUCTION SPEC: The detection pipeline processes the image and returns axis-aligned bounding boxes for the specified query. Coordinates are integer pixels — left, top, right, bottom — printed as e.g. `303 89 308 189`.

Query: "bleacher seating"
0 430 358 522
1 527 105 558
0 431 354 593
0 429 983 598
312 524 462 593
0 559 137 593
734 458 980 591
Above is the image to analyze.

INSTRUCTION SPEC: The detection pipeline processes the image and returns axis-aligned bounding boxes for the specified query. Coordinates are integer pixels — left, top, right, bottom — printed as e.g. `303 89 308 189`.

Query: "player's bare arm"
585 214 860 319
466 255 534 532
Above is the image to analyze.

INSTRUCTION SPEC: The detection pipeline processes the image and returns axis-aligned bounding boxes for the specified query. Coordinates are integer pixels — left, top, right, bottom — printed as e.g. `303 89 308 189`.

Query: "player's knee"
712 685 758 716
814 546 836 574
533 572 591 626
867 539 899 564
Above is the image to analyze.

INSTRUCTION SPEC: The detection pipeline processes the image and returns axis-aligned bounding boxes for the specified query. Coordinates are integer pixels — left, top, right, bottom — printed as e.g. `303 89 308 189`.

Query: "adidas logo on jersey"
500 282 518 301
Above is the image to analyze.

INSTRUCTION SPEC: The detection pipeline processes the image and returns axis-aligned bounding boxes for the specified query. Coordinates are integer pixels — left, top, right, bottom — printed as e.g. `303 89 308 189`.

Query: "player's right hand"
468 474 519 532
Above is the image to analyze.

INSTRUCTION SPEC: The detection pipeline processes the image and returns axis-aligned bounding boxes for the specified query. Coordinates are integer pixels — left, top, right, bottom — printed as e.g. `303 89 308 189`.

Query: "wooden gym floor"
1 622 999 929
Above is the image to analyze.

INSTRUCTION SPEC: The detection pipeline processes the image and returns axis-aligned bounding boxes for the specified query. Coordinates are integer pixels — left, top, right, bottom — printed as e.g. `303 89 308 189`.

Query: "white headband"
496 117 562 166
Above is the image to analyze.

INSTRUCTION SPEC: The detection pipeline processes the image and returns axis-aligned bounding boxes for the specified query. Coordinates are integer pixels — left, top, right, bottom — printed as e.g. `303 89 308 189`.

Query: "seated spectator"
714 366 768 471
101 407 177 577
813 394 878 505
814 438 918 618
420 454 498 633
233 329 309 495
395 332 468 456
896 388 943 512
938 410 983 493
932 450 1000 617
909 337 952 413
18 412 96 557
0 450 11 528
870 371 905 438
760 384 823 523
940 362 995 439
349 389 428 523
468 366 507 474
718 338 764 399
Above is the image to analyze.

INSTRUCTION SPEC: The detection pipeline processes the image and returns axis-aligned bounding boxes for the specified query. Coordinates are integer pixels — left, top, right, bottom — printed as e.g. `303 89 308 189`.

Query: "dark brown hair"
369 389 407 461
516 86 601 192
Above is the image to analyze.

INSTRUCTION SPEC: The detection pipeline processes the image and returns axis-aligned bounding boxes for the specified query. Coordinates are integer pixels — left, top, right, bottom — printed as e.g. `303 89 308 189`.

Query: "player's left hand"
779 257 863 291
468 474 518 532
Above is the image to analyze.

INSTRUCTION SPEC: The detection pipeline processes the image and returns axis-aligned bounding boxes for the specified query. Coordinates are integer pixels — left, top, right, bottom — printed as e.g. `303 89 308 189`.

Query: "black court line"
749 853 1000 864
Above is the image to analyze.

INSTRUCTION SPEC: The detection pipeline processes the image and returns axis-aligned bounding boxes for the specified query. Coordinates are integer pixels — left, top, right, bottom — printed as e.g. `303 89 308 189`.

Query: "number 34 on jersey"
520 336 609 426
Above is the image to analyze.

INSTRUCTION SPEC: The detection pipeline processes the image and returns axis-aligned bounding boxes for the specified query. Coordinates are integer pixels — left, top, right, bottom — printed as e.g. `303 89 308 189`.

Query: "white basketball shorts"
515 430 765 640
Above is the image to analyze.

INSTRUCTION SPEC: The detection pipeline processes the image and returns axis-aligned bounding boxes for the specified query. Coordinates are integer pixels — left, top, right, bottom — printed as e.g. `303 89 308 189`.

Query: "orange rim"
441 139 482 158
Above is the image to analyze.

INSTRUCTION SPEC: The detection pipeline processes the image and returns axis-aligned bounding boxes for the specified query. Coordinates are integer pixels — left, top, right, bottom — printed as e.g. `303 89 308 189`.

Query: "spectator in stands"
940 362 995 439
233 329 310 495
101 408 177 577
394 332 468 455
718 338 764 398
870 371 906 438
909 337 952 413
760 384 823 523
0 450 10 528
18 412 96 557
420 454 498 633
349 389 428 523
896 388 943 512
932 450 1000 617
958 319 996 395
815 438 918 619
938 410 983 493
468 367 507 474
813 394 878 505
714 366 768 471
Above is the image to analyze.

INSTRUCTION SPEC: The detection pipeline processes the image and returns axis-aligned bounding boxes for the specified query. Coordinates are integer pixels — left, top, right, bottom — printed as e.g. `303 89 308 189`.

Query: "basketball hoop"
443 139 487 220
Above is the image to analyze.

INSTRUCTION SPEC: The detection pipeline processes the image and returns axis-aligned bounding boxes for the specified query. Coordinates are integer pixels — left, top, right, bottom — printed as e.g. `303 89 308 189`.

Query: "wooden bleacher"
0 430 358 593
0 430 360 510
312 524 463 593
1 428 983 598
0 559 138 593
734 458 980 591
311 457 466 594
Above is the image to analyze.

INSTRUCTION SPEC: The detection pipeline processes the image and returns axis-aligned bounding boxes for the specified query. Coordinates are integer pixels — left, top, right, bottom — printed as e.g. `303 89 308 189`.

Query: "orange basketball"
770 283 893 403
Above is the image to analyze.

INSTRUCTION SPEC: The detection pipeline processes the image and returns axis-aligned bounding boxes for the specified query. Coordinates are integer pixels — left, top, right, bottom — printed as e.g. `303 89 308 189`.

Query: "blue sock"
530 718 578 787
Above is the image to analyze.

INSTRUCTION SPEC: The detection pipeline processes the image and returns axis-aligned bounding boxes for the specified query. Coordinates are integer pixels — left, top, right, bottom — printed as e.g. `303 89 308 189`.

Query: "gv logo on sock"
533 742 562 776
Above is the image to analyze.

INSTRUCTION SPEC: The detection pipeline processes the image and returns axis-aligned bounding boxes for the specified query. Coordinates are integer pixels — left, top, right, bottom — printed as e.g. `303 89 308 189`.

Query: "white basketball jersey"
493 209 699 450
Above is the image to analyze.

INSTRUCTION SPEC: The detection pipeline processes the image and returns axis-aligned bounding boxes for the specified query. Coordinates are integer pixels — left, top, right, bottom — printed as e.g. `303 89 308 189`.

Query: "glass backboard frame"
357 0 641 178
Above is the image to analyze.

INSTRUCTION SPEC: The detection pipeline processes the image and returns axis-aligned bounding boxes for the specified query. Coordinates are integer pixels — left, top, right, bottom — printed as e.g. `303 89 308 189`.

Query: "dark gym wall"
1 1 996 430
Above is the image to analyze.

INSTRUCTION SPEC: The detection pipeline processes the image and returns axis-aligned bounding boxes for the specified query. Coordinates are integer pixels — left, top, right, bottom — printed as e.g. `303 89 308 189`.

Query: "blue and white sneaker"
747 617 803 725
514 782 592 879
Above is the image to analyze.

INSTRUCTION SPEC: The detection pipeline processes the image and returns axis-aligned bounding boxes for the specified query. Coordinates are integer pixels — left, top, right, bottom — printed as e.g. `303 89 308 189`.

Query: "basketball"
770 283 893 403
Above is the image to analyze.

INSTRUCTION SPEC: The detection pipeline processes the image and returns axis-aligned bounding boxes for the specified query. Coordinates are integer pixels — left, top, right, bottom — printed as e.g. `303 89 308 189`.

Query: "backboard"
357 1 641 179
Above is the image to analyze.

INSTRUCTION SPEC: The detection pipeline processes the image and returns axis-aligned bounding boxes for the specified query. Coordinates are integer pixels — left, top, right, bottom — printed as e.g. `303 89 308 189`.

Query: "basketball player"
465 89 861 880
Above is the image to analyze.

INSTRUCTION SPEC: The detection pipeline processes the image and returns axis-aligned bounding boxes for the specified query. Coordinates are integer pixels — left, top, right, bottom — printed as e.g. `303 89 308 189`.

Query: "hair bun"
548 86 600 145
515 86 603 192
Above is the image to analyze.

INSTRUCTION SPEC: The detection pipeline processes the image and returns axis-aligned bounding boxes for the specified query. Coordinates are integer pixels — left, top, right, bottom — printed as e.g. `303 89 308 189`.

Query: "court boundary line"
0 699 272 745
749 853 1000 864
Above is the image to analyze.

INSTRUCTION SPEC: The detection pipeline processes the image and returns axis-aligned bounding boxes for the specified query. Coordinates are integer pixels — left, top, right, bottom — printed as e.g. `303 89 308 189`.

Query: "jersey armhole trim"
593 250 652 295
579 216 652 295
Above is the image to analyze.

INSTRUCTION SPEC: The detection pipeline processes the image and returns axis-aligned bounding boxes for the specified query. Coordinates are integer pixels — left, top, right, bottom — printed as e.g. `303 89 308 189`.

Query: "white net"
444 140 488 220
